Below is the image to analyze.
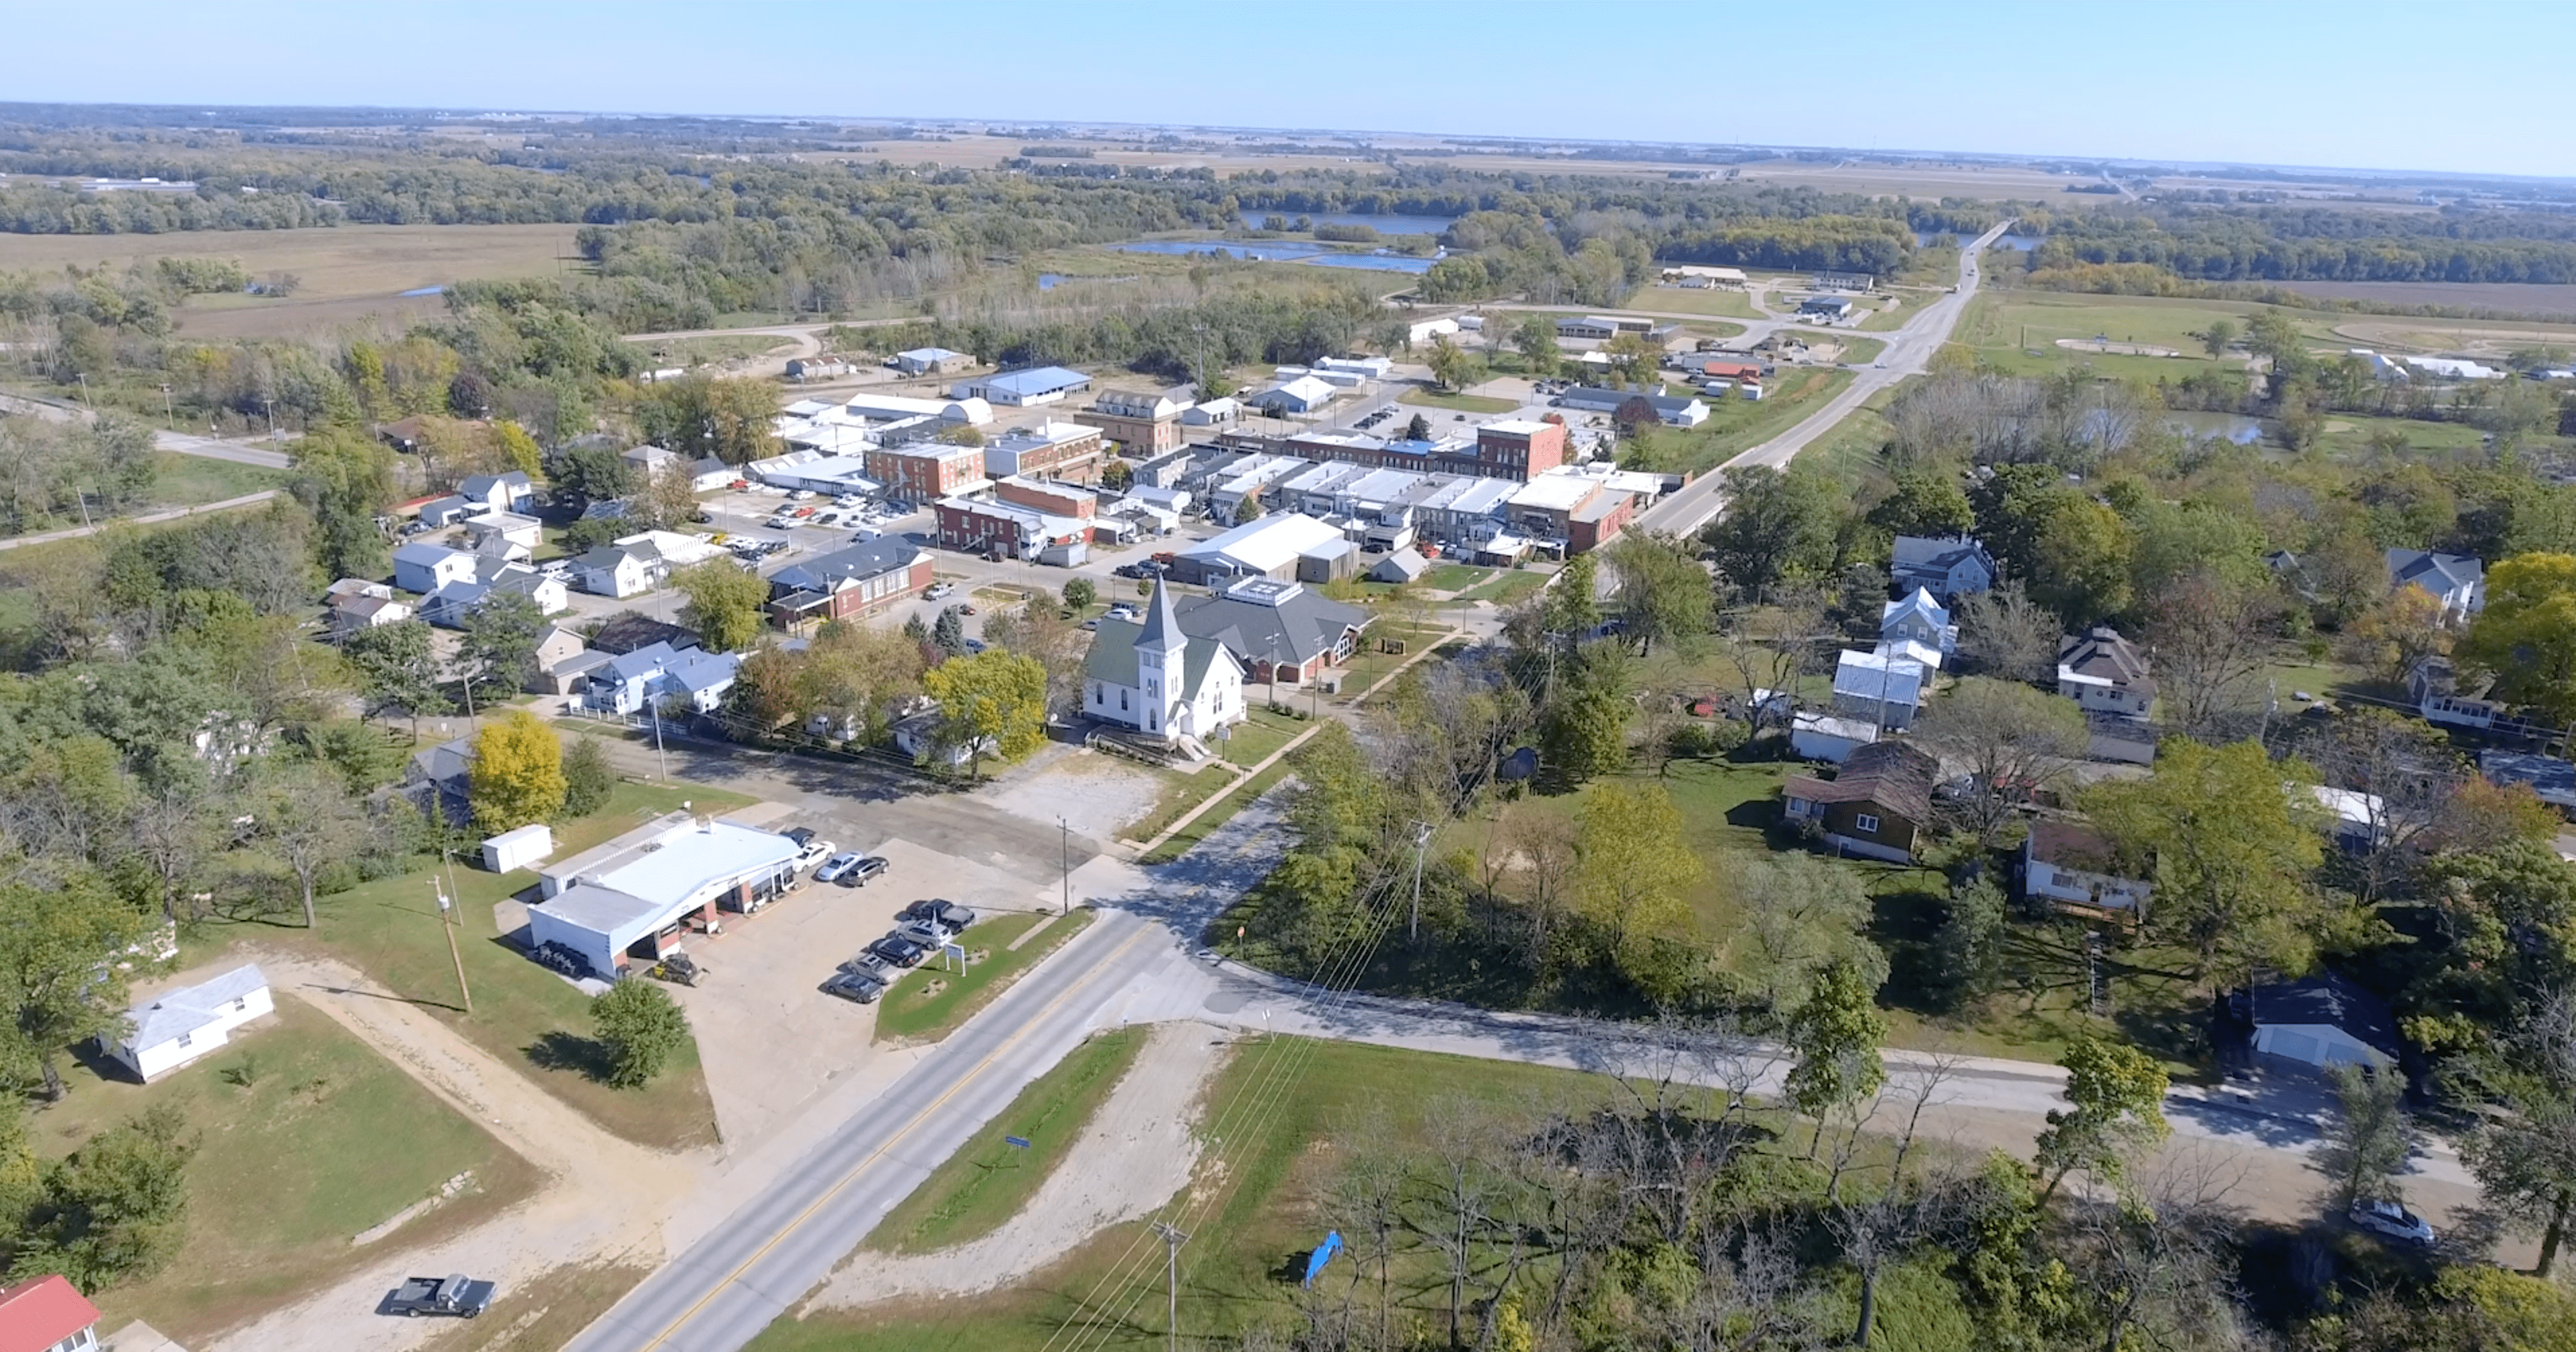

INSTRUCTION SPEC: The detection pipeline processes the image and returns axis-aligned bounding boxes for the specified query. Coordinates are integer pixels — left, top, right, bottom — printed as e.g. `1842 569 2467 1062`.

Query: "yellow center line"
630 917 1156 1351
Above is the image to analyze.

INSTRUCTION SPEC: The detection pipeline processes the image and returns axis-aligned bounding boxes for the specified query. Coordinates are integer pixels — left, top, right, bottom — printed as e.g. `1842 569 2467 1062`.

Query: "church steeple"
1136 576 1184 656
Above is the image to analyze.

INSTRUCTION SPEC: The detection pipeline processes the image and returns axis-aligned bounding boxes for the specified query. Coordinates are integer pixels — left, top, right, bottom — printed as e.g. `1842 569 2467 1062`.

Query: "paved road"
1 389 293 468
0 489 282 552
1632 219 2012 537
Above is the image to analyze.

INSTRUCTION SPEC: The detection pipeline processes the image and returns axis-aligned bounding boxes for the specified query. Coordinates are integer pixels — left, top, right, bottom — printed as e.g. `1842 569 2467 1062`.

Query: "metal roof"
981 366 1091 398
125 963 266 1052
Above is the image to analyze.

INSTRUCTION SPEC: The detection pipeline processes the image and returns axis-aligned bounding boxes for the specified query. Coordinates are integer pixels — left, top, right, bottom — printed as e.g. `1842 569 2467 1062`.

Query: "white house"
575 538 665 599
2234 971 2398 1072
458 471 535 515
1889 535 1996 601
1082 579 1246 751
109 964 272 1082
583 642 740 716
1879 587 1957 654
393 541 478 595
461 511 543 557
2057 626 2156 718
420 562 570 628
2023 821 2152 915
2386 548 2485 621
1831 648 1927 731
1790 710 1879 764
2409 654 2503 729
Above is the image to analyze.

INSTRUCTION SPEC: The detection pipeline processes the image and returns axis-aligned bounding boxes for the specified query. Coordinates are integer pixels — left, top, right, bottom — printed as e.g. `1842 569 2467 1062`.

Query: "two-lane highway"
1634 219 2012 537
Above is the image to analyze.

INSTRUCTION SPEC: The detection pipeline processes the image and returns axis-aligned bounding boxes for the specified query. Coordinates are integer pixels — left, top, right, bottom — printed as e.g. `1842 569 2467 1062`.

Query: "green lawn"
180 778 742 1151
1631 367 1854 475
1455 569 1546 605
1824 333 1889 364
40 996 541 1345
1802 383 1905 501
1855 297 1919 332
862 1027 1147 1254
1635 285 1759 319
1420 562 1491 593
1216 706 1305 767
874 909 1098 1042
743 1038 1640 1352
1398 387 1517 414
143 451 289 508
1119 762 1248 843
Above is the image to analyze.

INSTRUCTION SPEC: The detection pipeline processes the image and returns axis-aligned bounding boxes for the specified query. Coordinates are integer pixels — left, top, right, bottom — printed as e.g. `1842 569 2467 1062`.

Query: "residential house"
414 493 474 528
2057 626 2156 718
2022 820 2153 917
891 346 973 375
2230 970 2398 1072
1178 576 1370 686
1879 587 1957 654
0 1275 101 1352
2409 654 2503 730
2310 785 2388 851
1831 648 1928 731
622 443 679 477
1780 741 1940 864
1889 534 1996 601
1370 547 1430 585
1790 710 1879 764
1082 579 1246 747
393 541 478 595
2386 547 2486 621
526 625 600 695
575 537 667 599
764 537 934 630
955 365 1091 408
328 580 413 636
404 735 476 825
582 642 740 716
420 562 570 628
2478 750 2576 812
689 455 734 492
106 964 271 1082
1073 385 1195 456
590 613 699 655
458 470 535 515
461 511 543 559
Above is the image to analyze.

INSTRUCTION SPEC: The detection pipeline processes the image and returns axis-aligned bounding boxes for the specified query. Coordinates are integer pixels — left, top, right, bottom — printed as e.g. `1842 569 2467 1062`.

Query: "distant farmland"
2273 279 2576 319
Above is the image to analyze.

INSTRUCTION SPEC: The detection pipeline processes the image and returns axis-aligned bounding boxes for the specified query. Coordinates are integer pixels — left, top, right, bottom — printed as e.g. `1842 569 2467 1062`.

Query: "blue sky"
10 0 2574 180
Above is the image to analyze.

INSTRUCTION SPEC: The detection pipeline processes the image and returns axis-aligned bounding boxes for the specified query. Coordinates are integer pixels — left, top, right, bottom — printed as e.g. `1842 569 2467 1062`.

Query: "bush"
591 980 687 1089
562 736 615 817
13 1104 193 1291
1061 578 1096 610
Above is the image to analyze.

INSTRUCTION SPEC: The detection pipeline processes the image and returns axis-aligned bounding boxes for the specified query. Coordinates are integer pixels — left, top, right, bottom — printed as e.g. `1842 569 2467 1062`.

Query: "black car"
837 855 889 887
782 826 818 849
821 971 886 1004
870 935 928 967
388 1274 496 1319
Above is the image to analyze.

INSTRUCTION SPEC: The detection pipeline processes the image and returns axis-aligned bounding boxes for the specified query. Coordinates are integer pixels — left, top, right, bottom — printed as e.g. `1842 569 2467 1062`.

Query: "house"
1831 648 1928 731
2479 750 2576 812
1169 512 1349 586
575 538 666 599
582 642 740 716
1790 710 1879 764
784 356 853 382
414 493 474 529
1177 576 1371 686
891 346 973 375
2057 626 2155 718
420 562 570 628
956 365 1091 408
2409 654 2503 729
529 811 802 977
461 511 543 558
1249 375 1339 416
108 964 272 1082
1406 317 1460 345
1879 587 1957 654
405 735 476 825
1889 534 1996 601
622 443 679 476
1556 387 1712 427
1181 397 1241 428
2230 970 2398 1072
1371 547 1431 585
525 625 597 694
1781 741 1940 863
983 421 1106 482
1556 315 1624 340
328 581 413 635
764 537 934 630
0 1275 101 1352
458 470 535 515
1074 385 1195 456
690 455 734 492
2309 785 2388 850
1796 295 1856 321
2386 548 2486 620
1083 578 1246 747
2086 709 2160 765
2022 820 2153 917
393 541 478 595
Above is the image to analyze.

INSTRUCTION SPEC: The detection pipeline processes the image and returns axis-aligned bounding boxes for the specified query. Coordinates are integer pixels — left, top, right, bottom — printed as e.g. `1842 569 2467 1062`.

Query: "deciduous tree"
262 761 375 930
344 617 448 739
1864 467 1975 541
2318 1060 2414 1211
562 735 615 817
591 979 688 1088
670 558 769 654
1603 531 1714 656
459 591 547 700
2033 1035 2170 1203
2459 554 2576 722
1700 466 1839 595
1954 578 2058 684
1913 675 2089 846
1573 782 1704 1004
468 708 566 834
12 1102 192 1290
0 873 147 1100
2142 568 2285 739
1512 313 1560 377
1782 959 1886 1156
919 648 1047 779
2084 737 2326 989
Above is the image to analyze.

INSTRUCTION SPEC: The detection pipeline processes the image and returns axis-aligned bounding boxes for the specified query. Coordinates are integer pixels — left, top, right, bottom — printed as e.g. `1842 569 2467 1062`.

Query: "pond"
1236 210 1457 235
2160 412 2266 445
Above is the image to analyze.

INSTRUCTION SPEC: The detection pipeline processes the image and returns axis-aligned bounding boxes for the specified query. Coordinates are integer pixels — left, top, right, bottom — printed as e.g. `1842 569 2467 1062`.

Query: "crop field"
2271 280 2576 319
0 224 582 338
1632 285 1759 318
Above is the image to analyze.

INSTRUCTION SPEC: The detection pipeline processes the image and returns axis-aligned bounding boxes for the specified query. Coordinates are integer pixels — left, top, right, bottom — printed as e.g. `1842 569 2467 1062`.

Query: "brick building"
983 421 1106 483
993 476 1097 520
1473 419 1568 480
764 539 934 630
1072 386 1193 456
866 441 990 504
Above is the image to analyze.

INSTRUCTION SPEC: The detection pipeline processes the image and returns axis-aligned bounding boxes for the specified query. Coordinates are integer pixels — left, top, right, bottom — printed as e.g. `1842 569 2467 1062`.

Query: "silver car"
2348 1199 2435 1246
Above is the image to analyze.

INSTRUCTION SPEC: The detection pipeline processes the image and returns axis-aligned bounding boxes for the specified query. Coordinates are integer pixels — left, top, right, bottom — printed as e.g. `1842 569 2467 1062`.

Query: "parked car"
839 950 892 978
870 935 928 967
782 826 818 848
924 581 954 601
1106 603 1139 622
792 839 837 871
388 1274 496 1319
820 971 886 1004
814 852 865 885
897 920 952 948
2349 1199 2436 1246
926 900 976 930
842 856 889 887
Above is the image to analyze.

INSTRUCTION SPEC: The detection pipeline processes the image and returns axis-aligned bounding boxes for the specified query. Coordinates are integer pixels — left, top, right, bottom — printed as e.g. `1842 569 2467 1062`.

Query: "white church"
1083 578 1246 753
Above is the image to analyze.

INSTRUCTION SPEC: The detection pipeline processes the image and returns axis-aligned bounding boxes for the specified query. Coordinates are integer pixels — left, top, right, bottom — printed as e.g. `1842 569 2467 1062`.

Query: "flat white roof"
1182 512 1348 572
1482 418 1551 435
1507 476 1597 512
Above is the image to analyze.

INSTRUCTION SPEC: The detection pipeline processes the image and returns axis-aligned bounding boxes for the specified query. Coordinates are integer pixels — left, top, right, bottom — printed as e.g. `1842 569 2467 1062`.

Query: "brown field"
1728 160 2080 198
0 223 582 337
2276 279 2576 320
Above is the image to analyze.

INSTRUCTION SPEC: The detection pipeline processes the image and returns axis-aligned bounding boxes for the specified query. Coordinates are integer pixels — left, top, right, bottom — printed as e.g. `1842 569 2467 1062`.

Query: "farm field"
40 994 539 1345
0 224 581 338
2272 279 2576 319
1630 284 1759 318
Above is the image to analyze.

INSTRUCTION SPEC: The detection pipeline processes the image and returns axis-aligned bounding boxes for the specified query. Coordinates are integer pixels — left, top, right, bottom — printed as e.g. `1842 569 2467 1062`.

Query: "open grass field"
1647 367 1854 474
40 995 540 1345
862 1026 1148 1254
0 224 581 338
1632 285 1759 318
2274 280 2576 320
1856 296 1919 332
875 909 1098 1043
179 776 742 1151
1455 568 1547 605
1397 387 1516 414
142 450 289 507
628 333 798 367
1802 381 1904 501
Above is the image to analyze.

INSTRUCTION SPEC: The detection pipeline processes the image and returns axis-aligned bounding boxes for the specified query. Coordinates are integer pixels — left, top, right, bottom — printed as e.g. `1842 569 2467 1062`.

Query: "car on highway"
813 852 866 884
2349 1199 2435 1246
870 934 928 967
820 970 885 1004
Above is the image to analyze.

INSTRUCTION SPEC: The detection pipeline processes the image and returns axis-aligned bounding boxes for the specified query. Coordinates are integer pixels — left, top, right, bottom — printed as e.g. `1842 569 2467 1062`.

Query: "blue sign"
1301 1230 1344 1287
1004 1136 1031 1150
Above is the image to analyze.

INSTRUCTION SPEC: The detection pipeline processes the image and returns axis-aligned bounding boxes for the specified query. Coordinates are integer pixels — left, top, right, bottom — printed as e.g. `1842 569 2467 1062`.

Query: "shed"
108 964 272 1082
482 823 555 873
1371 547 1430 585
1295 536 1359 584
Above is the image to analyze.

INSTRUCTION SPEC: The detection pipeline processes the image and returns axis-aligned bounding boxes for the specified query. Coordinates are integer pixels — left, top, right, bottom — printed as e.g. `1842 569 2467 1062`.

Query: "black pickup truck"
388 1273 496 1318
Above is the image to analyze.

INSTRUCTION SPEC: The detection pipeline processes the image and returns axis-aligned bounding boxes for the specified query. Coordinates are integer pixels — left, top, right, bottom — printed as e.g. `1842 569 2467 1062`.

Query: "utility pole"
1407 819 1435 942
432 874 472 1014
1057 815 1071 915
652 702 670 782
1153 1222 1189 1352
159 382 174 424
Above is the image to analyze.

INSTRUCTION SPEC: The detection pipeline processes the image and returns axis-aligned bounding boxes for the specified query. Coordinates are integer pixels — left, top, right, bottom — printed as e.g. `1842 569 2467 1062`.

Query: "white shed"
482 823 555 873
110 965 272 1082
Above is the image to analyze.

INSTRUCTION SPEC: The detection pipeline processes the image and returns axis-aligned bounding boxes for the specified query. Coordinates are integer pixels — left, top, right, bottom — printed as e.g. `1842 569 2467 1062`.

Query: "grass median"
862 1026 1147 1254
874 909 1098 1043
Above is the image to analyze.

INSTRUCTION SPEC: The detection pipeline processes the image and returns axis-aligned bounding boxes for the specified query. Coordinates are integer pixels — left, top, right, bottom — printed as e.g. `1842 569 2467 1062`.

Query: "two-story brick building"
1072 385 1195 456
1472 419 1568 480
764 539 934 630
866 441 991 504
983 421 1106 483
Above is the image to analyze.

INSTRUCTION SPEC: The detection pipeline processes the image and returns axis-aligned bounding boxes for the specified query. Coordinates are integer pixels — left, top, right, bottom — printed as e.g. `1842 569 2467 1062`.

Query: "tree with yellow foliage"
469 708 566 833
2459 554 2576 723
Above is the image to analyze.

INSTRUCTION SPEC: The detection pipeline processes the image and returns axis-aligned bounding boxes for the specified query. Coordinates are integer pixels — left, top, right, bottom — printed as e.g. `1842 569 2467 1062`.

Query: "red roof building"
0 1276 100 1352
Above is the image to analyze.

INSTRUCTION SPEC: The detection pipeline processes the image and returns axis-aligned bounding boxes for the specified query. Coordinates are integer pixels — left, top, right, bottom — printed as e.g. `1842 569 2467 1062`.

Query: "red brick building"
1568 488 1638 554
763 539 934 631
982 421 1106 483
1473 419 1568 480
865 442 989 504
994 476 1097 520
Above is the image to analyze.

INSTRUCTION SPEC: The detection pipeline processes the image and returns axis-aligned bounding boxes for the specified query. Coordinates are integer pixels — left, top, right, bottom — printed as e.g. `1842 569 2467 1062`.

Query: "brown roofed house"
1781 740 1939 863
2022 819 2153 921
